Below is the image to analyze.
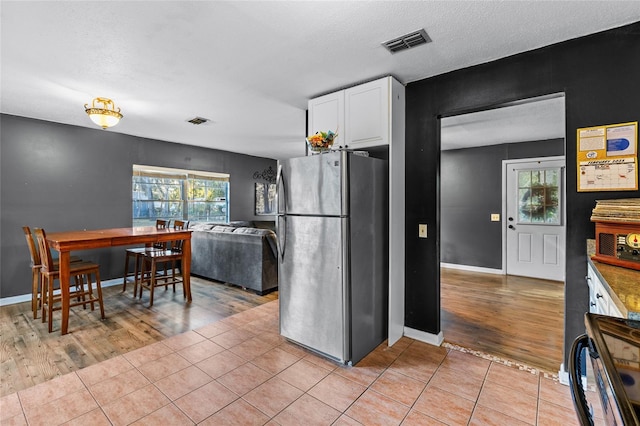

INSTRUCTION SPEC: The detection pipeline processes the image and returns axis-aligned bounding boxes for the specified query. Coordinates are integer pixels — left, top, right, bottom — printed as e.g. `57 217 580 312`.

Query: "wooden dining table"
46 226 192 335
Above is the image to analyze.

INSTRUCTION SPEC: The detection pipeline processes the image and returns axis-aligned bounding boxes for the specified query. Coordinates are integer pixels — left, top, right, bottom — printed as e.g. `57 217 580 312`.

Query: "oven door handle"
569 334 595 426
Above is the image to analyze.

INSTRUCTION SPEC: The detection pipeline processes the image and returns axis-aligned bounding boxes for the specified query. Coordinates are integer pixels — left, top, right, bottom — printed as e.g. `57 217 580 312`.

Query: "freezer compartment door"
278 152 344 216
279 215 346 362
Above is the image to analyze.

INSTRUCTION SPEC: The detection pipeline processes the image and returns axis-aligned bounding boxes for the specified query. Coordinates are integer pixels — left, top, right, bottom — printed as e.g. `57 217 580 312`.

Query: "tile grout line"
393 343 448 425
466 355 494 426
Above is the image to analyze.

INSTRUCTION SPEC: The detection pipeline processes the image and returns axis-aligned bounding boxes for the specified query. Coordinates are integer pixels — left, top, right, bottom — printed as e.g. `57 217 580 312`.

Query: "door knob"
508 217 514 221
508 225 515 230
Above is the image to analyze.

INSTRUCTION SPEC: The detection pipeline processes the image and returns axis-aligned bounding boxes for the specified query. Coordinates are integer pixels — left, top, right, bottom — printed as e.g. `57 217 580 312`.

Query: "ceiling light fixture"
84 97 123 129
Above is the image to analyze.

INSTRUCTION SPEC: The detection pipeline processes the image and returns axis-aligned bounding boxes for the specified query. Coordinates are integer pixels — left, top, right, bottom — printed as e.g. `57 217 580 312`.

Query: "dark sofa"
190 222 278 295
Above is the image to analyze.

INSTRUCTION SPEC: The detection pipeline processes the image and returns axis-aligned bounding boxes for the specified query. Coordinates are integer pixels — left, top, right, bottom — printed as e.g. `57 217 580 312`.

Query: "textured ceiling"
441 95 566 151
2 1 639 159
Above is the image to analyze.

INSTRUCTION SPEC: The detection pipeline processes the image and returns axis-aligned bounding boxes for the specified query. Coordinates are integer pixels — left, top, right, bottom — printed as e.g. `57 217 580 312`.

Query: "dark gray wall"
0 114 276 298
441 139 564 268
405 22 640 368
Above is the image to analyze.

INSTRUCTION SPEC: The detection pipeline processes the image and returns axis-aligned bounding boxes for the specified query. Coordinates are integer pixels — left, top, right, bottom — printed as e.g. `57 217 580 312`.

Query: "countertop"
588 257 640 320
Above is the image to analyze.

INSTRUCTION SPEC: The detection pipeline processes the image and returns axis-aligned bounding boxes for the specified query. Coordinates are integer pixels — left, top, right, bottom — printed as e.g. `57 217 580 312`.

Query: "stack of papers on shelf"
591 198 640 223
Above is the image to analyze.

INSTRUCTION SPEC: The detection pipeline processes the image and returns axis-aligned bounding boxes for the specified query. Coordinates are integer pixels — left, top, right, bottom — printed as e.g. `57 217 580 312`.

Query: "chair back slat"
154 219 169 249
171 220 188 252
34 228 55 271
23 226 41 267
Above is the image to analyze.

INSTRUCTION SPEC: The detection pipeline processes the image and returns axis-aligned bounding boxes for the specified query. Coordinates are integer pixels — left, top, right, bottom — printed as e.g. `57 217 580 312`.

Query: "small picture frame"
255 183 276 215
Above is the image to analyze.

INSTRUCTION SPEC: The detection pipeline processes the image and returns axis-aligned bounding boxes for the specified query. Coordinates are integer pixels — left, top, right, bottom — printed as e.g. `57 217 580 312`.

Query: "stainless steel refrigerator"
276 150 388 365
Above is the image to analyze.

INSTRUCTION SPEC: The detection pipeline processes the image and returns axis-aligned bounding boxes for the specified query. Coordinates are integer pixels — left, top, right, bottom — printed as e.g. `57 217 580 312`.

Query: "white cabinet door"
344 78 390 149
594 284 609 315
308 91 344 144
588 264 608 314
587 262 624 317
586 265 598 313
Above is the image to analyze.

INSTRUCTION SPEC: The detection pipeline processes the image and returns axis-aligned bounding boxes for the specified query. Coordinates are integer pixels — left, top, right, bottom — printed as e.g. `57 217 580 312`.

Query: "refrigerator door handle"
277 216 286 261
276 164 286 215
276 165 286 260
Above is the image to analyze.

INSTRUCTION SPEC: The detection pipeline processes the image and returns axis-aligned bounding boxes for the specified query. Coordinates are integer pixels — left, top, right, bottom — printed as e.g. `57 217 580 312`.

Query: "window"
132 165 229 226
517 168 561 225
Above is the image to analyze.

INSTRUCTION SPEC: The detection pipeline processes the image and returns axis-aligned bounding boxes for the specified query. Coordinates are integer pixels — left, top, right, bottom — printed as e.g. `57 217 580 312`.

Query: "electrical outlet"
491 214 500 222
418 224 427 238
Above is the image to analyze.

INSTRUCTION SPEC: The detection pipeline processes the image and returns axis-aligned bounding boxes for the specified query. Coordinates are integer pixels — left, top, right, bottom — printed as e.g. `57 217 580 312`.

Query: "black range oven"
570 313 640 425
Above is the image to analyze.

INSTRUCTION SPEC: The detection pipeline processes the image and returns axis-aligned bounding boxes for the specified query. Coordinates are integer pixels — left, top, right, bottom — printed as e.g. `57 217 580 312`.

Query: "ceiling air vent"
187 117 209 125
382 29 432 54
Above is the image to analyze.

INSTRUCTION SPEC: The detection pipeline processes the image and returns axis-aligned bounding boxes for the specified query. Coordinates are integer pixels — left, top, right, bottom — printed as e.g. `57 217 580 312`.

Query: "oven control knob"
633 249 639 256
617 246 625 252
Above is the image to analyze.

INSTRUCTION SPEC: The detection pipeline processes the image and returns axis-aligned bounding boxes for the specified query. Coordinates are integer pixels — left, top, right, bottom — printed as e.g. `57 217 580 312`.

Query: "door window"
517 168 561 225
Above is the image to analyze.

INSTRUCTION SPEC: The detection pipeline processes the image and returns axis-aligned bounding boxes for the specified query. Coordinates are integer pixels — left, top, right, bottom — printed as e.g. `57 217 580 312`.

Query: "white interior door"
505 158 565 281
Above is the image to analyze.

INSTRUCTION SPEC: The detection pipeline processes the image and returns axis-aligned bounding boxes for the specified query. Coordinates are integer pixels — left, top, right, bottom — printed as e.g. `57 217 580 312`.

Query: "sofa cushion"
211 225 237 233
228 220 254 228
232 227 271 236
190 223 217 231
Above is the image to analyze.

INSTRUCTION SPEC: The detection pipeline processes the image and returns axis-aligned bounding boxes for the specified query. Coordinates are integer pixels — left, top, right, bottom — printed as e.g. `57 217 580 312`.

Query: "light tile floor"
0 300 602 425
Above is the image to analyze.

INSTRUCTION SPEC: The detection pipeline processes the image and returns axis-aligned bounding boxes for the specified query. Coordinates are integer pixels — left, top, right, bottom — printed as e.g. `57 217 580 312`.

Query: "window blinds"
132 164 229 182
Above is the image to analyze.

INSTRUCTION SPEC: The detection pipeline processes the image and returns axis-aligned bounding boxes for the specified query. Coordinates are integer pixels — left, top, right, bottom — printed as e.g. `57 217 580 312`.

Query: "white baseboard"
559 363 570 386
558 363 587 388
440 262 504 275
0 278 122 307
404 326 444 346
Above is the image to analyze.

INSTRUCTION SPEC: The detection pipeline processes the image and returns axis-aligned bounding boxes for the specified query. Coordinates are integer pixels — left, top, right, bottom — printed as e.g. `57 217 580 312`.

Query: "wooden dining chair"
34 228 105 332
163 220 189 285
137 220 188 307
122 219 169 294
22 226 82 319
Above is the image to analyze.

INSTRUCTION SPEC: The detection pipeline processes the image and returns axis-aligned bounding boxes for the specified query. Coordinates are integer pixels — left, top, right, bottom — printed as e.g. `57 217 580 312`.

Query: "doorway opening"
438 93 567 373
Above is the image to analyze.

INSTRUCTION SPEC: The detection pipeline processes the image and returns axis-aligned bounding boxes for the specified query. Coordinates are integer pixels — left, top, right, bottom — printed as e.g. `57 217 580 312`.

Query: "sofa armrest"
232 227 277 258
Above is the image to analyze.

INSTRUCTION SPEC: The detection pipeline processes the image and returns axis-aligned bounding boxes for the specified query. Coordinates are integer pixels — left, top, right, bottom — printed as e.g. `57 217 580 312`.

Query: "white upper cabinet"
344 78 390 149
308 76 404 150
308 91 344 141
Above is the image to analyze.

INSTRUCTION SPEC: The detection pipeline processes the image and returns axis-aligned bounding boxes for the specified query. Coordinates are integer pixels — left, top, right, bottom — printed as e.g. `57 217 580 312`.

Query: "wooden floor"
441 267 565 374
0 277 277 397
0 268 564 398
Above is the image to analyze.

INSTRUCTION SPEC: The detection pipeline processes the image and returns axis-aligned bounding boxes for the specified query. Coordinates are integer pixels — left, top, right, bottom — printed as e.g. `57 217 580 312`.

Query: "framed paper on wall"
577 121 638 192
255 183 276 215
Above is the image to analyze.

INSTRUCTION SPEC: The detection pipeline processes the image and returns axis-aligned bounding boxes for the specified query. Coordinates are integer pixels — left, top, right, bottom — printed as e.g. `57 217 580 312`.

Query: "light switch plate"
418 224 427 238
491 214 500 222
